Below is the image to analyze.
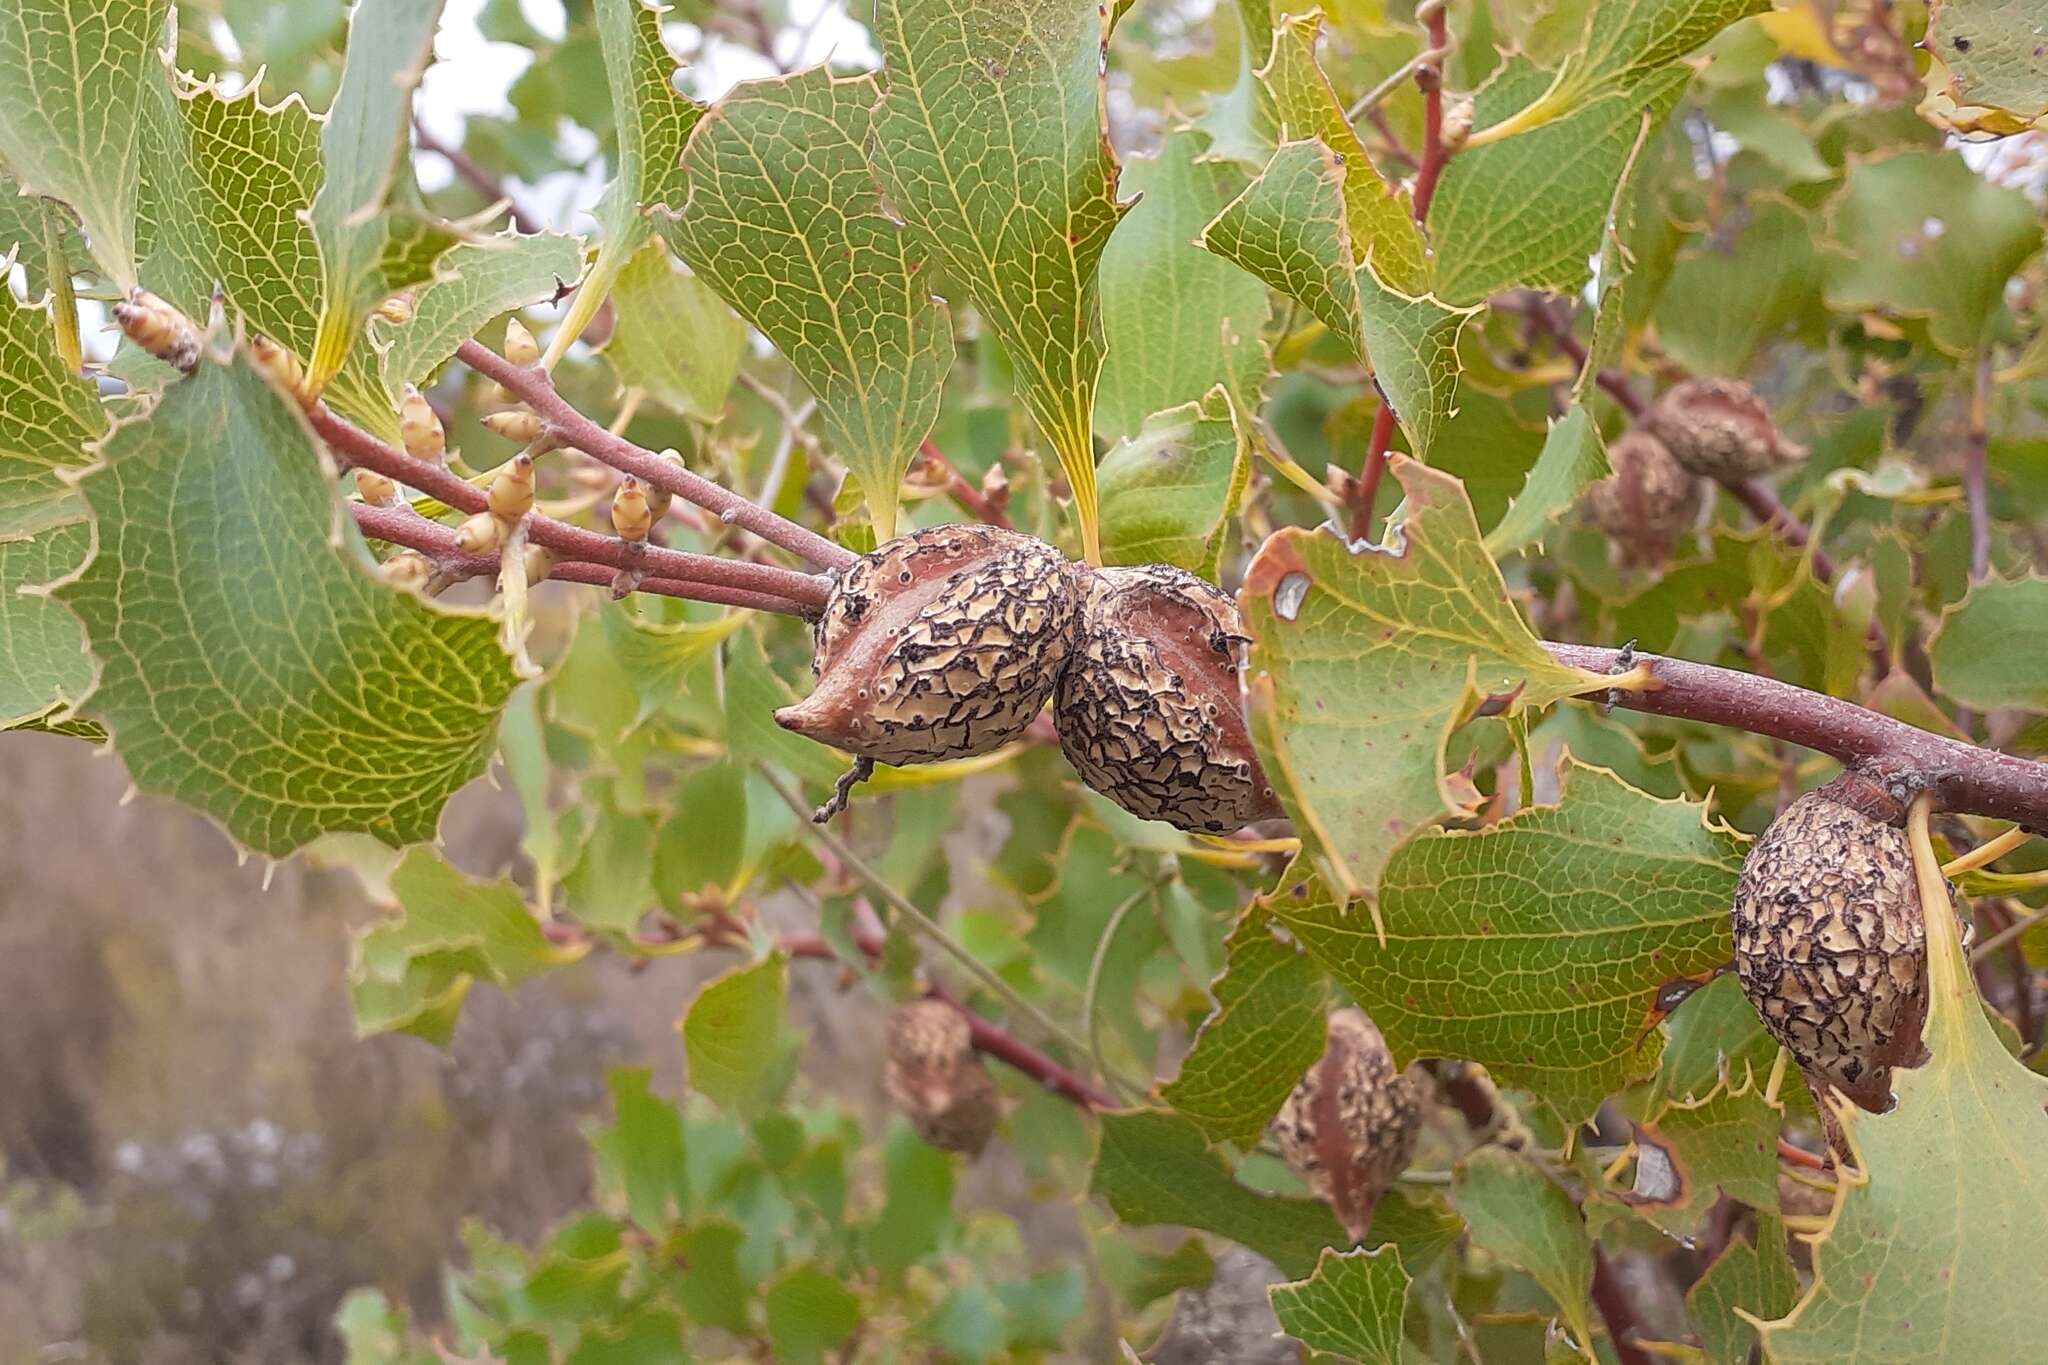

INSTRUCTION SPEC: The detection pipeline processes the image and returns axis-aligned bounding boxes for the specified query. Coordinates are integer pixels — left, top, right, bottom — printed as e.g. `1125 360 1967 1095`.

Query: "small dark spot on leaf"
1951 35 1971 51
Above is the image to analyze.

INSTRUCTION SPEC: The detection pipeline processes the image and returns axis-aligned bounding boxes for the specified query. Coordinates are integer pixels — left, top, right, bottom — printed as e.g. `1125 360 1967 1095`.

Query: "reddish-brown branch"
455 340 857 571
1545 642 2048 829
1964 349 1993 581
1350 400 1398 539
1777 1138 1829 1171
309 404 830 611
920 438 1012 529
1590 1248 1653 1365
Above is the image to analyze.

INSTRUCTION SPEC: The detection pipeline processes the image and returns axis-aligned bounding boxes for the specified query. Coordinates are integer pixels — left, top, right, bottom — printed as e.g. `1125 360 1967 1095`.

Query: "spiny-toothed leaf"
55 353 521 856
1822 148 2042 358
1451 1148 1595 1351
0 181 90 302
600 237 746 421
661 67 952 543
1268 760 1741 1122
868 0 1128 560
0 524 92 731
1929 576 2048 713
1926 0 2048 132
1357 279 1474 461
1269 1246 1410 1365
350 845 582 1043
1090 1107 1346 1278
1485 406 1609 558
306 0 462 393
1095 126 1271 443
1096 388 1250 579
1617 1072 1782 1239
591 1068 689 1232
1158 907 1326 1147
600 600 745 729
1237 457 1609 902
1758 822 2048 1363
1688 1215 1798 1365
378 230 589 399
1653 195 1821 377
0 0 169 286
0 288 101 538
561 803 658 936
684 950 794 1112
1429 58 1689 305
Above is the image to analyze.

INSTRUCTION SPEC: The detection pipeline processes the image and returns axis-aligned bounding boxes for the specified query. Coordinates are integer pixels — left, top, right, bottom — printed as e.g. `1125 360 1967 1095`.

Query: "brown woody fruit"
1645 377 1807 479
113 288 201 372
1585 430 1705 567
883 999 1000 1155
1732 778 1928 1115
775 524 1079 765
1054 563 1280 834
1272 1009 1423 1242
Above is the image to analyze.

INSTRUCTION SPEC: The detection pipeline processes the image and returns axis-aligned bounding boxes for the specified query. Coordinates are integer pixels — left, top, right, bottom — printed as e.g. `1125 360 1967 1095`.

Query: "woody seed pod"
883 999 1000 1155
398 386 445 462
1732 777 1928 1114
1585 430 1705 567
488 454 536 521
354 468 399 507
249 334 305 397
1272 1009 1423 1242
611 478 652 542
1054 563 1280 834
455 511 504 556
483 410 545 444
113 288 201 372
380 550 433 591
503 317 541 367
1645 377 1807 480
774 524 1080 765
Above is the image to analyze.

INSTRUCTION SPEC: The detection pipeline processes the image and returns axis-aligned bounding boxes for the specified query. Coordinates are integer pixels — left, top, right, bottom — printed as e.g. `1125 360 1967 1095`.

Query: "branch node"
814 756 876 823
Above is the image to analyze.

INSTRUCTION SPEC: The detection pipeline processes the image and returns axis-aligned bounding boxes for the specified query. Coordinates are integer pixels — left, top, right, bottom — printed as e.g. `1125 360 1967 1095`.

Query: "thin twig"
413 120 542 235
921 438 1012 529
457 340 856 571
1964 348 1993 581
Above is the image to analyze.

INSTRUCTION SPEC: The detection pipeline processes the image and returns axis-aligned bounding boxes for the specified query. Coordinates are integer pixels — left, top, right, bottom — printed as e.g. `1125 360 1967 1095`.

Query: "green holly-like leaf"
0 286 100 541
306 0 461 393
0 522 91 731
378 230 589 399
1687 1215 1797 1365
55 353 521 856
550 0 703 363
1927 0 2048 130
0 0 169 286
350 845 583 1044
763 1263 860 1365
1090 1107 1346 1278
1096 388 1250 579
868 0 1128 561
661 67 952 543
1822 148 2043 358
1429 58 1688 305
1757 816 2048 1364
1653 195 1821 377
1158 907 1326 1147
684 950 793 1112
1485 406 1610 558
1452 1147 1596 1350
601 237 746 421
1095 126 1271 443
600 601 745 729
1237 456 1609 902
591 1067 689 1232
1618 1073 1782 1241
1929 575 2048 713
1268 1246 1410 1365
561 803 658 936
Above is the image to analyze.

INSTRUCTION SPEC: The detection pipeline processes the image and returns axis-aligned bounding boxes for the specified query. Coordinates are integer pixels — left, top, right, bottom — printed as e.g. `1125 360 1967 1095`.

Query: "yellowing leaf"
869 0 1128 560
55 354 520 856
1757 802 2048 1362
0 0 170 286
1927 0 2048 129
662 67 952 541
1238 457 1608 901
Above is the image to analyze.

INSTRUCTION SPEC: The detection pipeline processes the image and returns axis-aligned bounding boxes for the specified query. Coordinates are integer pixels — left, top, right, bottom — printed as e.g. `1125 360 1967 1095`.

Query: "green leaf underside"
0 523 93 729
1270 760 1740 1122
0 288 102 538
1485 406 1610 558
602 236 747 421
1452 1147 1595 1348
55 355 519 856
868 0 1126 556
0 0 170 286
1758 838 2048 1362
1928 575 2048 713
661 66 951 542
351 845 574 1043
1269 1246 1410 1365
379 231 589 399
1158 907 1325 1147
1095 126 1271 443
684 951 791 1112
1090 1108 1346 1279
1096 389 1250 579
1239 456 1606 901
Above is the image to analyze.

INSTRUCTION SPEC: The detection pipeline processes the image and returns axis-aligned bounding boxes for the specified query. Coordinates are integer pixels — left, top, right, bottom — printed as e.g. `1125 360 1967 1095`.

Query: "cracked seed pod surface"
775 524 1079 765
1646 376 1808 479
1732 781 1927 1114
883 999 999 1155
1585 430 1704 567
1271 1008 1422 1241
1053 563 1280 834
